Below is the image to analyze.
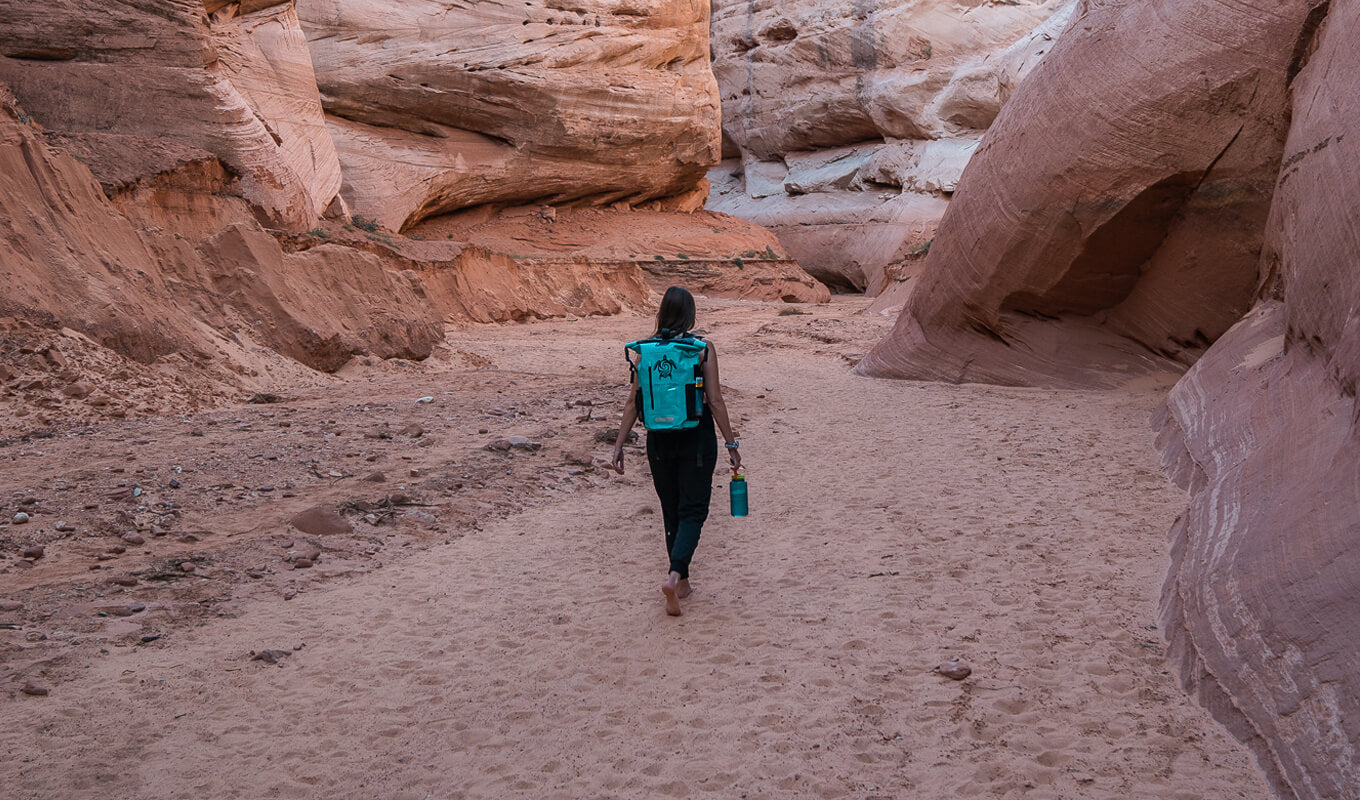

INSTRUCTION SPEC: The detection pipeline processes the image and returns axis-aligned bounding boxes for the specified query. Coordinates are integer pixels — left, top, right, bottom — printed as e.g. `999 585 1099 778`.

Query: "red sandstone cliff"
0 0 824 427
1156 3 1360 796
856 0 1306 387
856 0 1360 795
707 0 1072 293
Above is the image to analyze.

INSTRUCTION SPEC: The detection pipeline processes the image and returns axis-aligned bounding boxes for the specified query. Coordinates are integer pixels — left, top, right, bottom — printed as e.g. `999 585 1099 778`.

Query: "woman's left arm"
703 343 742 470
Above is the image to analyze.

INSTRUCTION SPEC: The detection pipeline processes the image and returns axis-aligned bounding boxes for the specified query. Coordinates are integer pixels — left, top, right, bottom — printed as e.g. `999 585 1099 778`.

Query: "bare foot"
676 579 692 599
661 574 682 616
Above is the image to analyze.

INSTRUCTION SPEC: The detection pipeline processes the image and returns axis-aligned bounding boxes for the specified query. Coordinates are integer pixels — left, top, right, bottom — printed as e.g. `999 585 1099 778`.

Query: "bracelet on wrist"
724 440 740 449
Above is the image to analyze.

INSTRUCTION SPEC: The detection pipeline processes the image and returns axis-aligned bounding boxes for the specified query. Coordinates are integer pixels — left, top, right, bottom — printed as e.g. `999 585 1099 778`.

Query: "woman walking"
612 287 742 616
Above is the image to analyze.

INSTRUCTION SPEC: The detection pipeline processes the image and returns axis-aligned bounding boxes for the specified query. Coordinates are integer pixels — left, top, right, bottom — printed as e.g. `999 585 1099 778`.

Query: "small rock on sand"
21 682 49 696
21 546 43 560
0 599 23 612
938 660 972 681
120 532 145 545
54 521 75 532
290 506 353 536
251 649 292 664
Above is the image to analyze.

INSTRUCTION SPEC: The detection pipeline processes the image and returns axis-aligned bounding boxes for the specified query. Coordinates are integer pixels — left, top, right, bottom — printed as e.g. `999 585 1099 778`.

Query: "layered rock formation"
1156 3 1360 796
857 0 1308 387
856 0 1360 796
708 0 1072 292
0 0 340 229
297 0 722 232
0 0 822 428
0 84 649 427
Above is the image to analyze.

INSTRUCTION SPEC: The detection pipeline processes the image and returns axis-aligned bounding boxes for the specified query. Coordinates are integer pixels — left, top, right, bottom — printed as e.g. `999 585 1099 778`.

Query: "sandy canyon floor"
0 297 1268 799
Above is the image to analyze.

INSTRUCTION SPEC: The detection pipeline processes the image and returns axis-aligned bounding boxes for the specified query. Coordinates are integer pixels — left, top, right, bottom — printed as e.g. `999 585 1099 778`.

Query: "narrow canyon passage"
1 299 1269 799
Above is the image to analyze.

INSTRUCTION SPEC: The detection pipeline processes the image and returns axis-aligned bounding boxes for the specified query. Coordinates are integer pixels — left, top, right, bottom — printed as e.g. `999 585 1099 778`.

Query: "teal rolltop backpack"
625 334 708 430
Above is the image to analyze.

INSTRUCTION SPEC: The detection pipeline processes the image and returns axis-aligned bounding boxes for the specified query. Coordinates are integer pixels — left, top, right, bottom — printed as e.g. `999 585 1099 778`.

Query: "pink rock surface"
708 0 1072 292
1156 3 1360 797
0 0 340 229
857 0 1310 386
297 0 721 231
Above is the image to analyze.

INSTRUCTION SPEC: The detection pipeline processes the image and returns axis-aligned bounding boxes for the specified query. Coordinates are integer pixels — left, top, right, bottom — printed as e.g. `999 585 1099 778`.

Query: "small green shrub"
351 214 380 233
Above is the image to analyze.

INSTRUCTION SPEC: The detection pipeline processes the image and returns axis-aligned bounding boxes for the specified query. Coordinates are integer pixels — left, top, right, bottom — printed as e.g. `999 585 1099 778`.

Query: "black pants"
646 421 718 580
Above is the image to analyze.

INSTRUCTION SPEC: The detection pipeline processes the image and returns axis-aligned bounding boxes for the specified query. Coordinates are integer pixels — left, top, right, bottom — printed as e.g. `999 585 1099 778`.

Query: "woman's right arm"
611 373 640 474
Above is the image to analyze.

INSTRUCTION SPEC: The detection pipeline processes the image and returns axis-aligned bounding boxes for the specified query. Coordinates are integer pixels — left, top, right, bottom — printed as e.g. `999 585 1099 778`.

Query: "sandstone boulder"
1156 3 1360 797
857 0 1311 386
296 0 721 231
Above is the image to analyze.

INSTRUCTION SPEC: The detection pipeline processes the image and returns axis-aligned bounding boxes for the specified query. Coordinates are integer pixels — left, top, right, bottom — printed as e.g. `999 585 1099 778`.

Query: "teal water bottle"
729 469 748 517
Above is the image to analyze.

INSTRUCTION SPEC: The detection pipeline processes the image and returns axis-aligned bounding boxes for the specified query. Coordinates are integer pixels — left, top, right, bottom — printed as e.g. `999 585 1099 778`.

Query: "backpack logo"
656 356 677 379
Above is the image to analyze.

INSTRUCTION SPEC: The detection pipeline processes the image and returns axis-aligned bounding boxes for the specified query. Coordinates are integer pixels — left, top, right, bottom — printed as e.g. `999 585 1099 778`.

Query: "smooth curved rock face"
708 0 1070 292
297 0 721 231
1157 4 1360 797
0 0 340 229
857 0 1311 387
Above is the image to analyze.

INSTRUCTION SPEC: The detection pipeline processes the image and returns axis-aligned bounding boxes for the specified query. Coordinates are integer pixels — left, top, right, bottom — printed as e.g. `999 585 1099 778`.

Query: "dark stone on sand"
0 599 22 612
54 521 75 532
21 682 48 696
120 532 145 545
362 471 387 483
179 561 196 572
21 546 43 560
290 506 353 536
292 558 313 569
399 423 424 437
107 575 138 587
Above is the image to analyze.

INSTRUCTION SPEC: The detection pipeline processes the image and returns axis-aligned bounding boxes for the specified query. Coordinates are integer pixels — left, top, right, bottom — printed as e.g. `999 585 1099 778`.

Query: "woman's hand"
727 446 742 471
611 446 625 474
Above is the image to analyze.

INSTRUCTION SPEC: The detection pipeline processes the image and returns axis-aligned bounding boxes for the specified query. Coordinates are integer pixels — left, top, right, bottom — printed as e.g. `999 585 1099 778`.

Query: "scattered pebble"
21 682 49 697
168 478 181 489
0 600 23 612
938 660 972 681
485 436 542 452
251 649 292 664
12 512 29 524
54 521 76 532
107 575 138 587
120 532 145 545
290 506 353 536
415 396 434 404
400 423 424 437
21 546 44 560
403 510 437 525
362 471 387 483
179 562 196 573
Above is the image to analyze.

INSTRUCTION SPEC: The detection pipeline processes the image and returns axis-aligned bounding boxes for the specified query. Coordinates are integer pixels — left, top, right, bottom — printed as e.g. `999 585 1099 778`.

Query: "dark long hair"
653 286 696 339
